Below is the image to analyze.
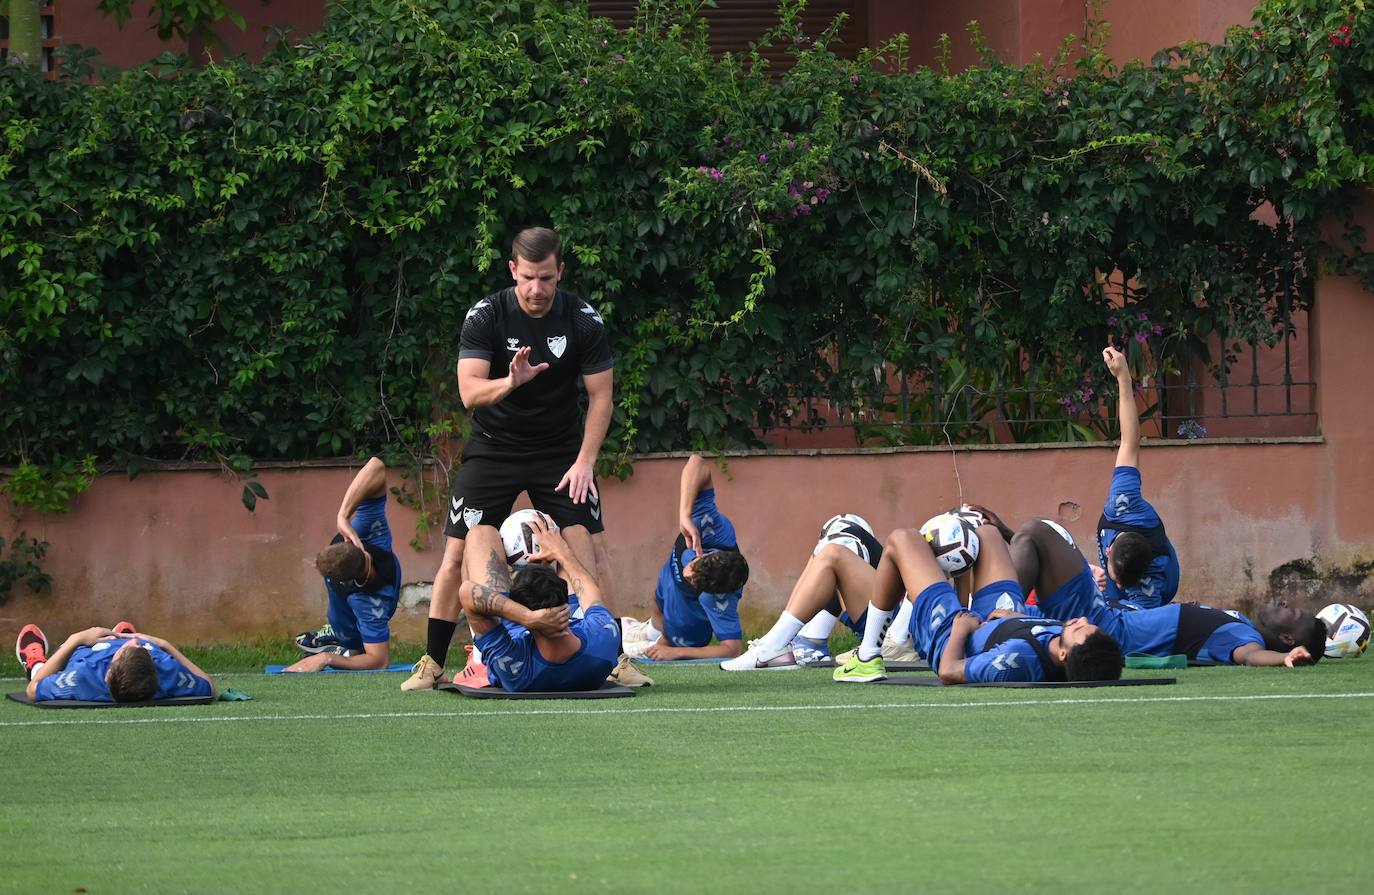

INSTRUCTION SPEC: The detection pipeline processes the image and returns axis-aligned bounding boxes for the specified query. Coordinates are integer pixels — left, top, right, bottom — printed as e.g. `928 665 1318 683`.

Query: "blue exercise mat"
263 663 414 674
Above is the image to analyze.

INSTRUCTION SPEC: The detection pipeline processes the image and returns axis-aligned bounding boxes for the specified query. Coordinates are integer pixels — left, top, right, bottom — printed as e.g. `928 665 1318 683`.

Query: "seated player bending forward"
458 516 619 693
833 515 1123 684
16 623 216 703
1012 517 1322 667
622 454 750 660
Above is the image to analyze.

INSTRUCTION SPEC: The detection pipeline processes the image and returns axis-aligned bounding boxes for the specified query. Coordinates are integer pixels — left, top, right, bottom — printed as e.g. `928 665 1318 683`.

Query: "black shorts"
443 452 605 538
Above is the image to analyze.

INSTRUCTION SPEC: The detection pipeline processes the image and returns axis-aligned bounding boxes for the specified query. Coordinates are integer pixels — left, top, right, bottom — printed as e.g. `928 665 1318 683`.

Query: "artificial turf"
3 656 1371 894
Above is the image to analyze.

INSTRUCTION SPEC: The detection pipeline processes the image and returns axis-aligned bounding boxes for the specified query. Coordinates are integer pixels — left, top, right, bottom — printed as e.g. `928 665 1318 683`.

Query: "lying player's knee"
884 528 923 554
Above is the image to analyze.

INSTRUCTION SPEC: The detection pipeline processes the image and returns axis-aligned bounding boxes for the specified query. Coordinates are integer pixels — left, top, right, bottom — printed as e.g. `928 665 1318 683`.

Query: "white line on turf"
2 690 1373 728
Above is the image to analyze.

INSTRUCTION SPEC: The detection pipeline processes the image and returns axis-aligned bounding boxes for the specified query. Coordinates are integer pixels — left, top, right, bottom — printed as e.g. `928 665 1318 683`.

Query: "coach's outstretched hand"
507 345 550 390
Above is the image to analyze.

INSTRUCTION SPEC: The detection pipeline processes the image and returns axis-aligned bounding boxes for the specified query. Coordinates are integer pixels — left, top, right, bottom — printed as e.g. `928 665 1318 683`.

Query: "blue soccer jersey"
324 494 402 649
908 580 1061 682
1090 603 1262 665
653 488 744 646
33 638 213 702
476 603 620 692
1097 466 1181 608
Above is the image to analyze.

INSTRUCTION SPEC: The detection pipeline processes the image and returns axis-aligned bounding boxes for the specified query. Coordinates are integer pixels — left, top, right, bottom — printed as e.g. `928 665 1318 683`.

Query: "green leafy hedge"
2 0 1371 490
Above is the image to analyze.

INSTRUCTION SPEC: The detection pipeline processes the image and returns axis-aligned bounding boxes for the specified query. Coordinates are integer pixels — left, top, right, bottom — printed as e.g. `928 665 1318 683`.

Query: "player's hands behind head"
525 605 571 636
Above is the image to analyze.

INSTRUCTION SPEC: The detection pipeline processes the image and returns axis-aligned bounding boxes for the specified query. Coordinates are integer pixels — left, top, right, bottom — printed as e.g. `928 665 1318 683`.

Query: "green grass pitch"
3 653 1372 894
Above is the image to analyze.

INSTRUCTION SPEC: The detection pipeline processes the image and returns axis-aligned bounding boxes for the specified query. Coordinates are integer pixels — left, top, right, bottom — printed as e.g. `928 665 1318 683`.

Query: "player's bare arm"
556 368 613 505
1230 642 1314 668
457 350 549 409
677 453 713 552
336 456 387 550
937 612 982 684
526 515 605 607
24 628 111 698
644 638 744 661
1104 345 1140 469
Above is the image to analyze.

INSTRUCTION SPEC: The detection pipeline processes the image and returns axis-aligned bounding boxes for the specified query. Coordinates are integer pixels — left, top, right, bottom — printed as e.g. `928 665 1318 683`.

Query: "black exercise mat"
437 681 635 700
872 677 1177 689
7 691 216 709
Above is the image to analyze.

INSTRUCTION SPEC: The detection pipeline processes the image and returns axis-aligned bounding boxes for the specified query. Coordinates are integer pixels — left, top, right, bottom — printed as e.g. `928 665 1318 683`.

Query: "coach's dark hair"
316 542 367 582
1064 630 1124 682
691 550 750 595
1108 532 1152 588
108 646 159 703
509 564 569 611
511 227 562 265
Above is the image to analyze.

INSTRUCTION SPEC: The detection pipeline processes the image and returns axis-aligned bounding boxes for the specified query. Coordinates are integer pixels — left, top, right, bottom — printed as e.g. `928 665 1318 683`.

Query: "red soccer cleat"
15 624 48 675
455 645 490 688
112 621 137 635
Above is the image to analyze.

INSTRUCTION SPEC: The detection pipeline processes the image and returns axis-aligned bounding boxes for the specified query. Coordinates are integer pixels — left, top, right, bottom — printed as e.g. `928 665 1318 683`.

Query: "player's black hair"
508 564 569 611
1294 613 1327 664
1108 532 1152 588
1064 630 1124 682
691 550 750 595
107 646 159 703
511 227 562 266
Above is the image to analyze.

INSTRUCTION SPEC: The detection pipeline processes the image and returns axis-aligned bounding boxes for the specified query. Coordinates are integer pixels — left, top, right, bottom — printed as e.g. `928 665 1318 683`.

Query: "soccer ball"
813 531 870 563
1040 519 1076 547
919 512 980 577
948 506 984 529
1316 603 1371 658
499 509 559 566
818 513 875 540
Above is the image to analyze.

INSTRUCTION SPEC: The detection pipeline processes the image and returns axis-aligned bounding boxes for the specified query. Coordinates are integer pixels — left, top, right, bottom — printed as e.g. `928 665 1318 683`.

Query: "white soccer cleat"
720 640 801 671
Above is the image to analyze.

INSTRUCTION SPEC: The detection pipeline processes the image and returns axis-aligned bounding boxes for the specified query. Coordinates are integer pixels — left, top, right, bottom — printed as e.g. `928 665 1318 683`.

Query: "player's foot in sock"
294 624 342 654
787 635 833 667
111 621 137 636
608 655 654 687
720 640 801 671
832 652 886 683
15 624 47 679
400 654 448 691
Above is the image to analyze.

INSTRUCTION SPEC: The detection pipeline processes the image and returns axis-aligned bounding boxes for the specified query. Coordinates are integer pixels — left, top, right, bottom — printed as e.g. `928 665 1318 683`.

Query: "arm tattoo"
470 582 511 618
484 548 512 591
568 576 583 596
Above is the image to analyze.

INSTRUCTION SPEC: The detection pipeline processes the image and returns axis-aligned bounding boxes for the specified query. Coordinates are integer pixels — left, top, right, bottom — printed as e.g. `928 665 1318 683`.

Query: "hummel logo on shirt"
507 337 521 352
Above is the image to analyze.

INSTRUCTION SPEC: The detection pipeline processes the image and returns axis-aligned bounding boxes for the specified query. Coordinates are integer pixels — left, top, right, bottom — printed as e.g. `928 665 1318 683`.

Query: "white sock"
644 621 662 643
758 612 805 656
858 606 895 661
798 609 839 641
467 629 482 665
28 661 44 681
887 598 915 645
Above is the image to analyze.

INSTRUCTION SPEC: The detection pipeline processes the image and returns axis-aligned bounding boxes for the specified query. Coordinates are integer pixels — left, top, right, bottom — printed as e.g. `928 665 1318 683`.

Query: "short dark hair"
108 646 158 702
511 227 562 265
1108 532 1152 588
316 543 366 581
509 565 569 611
1064 630 1124 681
692 550 749 595
1295 614 1326 664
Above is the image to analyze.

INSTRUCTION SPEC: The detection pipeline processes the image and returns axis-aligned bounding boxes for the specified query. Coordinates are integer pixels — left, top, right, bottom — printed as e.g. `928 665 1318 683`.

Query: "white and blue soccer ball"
499 509 559 566
814 514 875 563
919 512 980 577
1316 603 1371 658
949 506 985 529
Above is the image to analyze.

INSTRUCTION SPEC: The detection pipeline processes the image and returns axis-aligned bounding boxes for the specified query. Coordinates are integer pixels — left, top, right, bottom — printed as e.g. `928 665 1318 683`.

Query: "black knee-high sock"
427 619 458 668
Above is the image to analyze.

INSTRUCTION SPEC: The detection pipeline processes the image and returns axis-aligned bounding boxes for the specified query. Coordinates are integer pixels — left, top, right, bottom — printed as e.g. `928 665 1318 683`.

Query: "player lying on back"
458 515 620 693
16 622 216 702
1094 345 1180 607
620 454 749 660
1012 516 1322 666
721 513 884 670
833 513 1123 684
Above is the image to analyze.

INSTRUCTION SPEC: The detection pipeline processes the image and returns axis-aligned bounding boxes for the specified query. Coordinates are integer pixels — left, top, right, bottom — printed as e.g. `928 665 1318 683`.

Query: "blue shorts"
1038 564 1099 622
969 579 1028 617
326 590 398 649
910 582 964 669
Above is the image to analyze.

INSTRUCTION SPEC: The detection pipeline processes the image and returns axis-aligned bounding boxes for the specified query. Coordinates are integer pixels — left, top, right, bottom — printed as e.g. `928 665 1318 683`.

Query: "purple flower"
709 168 722 181
1152 324 1163 336
758 153 767 163
787 140 797 149
1144 154 1153 162
578 78 588 86
1135 332 1148 343
1177 419 1207 440
612 53 624 63
850 74 860 83
816 187 831 202
1137 312 1149 321
1107 315 1118 327
797 204 811 215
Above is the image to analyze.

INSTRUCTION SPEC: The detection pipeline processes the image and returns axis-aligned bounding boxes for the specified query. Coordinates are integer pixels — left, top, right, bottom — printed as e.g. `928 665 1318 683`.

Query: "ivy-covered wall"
2 0 1371 495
